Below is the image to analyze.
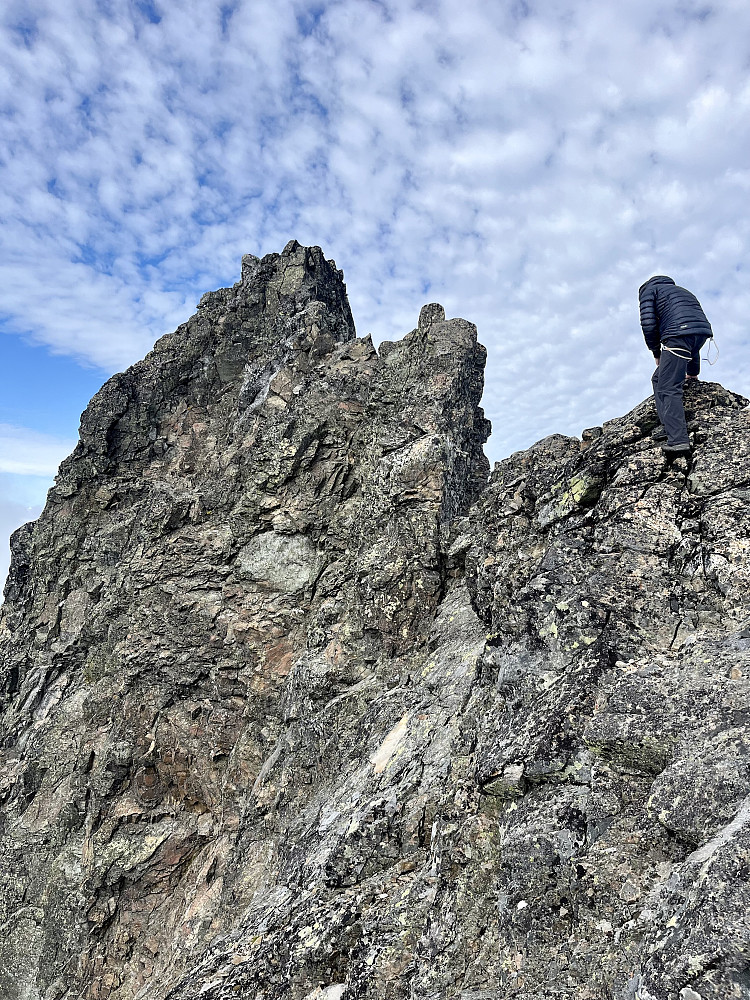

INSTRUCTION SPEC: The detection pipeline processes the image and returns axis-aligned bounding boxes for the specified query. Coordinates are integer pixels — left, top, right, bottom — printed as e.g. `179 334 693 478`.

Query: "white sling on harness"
660 343 693 360
660 338 719 365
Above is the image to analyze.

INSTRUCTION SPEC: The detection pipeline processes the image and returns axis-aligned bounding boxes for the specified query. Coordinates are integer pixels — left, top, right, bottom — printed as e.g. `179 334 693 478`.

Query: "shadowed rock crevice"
1 244 749 1000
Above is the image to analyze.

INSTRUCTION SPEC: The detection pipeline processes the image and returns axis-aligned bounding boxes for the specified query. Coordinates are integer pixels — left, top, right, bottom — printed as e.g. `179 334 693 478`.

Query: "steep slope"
0 241 490 1000
464 382 750 1000
1 244 749 1000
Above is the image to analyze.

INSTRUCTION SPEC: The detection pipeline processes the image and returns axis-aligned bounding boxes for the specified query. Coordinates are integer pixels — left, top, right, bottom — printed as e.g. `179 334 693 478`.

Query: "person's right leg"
654 343 690 448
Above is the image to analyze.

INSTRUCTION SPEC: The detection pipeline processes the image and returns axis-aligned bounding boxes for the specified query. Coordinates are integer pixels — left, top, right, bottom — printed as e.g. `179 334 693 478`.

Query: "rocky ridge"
1 242 749 1000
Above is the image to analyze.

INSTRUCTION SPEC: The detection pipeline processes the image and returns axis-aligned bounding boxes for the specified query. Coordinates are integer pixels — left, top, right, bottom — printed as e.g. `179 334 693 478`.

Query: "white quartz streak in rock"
371 713 409 773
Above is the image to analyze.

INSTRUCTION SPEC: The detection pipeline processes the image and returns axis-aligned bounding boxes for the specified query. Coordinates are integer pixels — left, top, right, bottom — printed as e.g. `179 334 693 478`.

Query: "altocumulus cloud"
1 0 750 586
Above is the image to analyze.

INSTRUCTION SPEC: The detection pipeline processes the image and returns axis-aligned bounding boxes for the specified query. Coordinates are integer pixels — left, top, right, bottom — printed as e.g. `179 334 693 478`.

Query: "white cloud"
0 424 77 476
0 0 748 476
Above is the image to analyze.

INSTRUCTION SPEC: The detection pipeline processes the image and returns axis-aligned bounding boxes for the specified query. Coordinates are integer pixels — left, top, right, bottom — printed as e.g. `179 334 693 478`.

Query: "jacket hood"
639 275 675 295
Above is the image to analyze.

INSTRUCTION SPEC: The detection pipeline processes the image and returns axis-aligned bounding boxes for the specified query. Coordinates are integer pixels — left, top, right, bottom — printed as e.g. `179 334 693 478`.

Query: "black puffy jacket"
638 275 713 355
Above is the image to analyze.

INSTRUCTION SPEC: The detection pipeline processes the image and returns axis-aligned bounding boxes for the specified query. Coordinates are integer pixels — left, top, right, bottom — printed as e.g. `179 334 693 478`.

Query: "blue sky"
2 0 749 589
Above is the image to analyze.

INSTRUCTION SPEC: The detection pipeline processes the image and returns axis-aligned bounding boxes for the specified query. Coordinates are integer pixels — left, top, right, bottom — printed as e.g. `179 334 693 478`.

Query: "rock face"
0 242 748 1000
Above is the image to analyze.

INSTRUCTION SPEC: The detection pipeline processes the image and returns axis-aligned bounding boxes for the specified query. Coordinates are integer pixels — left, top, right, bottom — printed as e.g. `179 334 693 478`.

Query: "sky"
1 0 749 591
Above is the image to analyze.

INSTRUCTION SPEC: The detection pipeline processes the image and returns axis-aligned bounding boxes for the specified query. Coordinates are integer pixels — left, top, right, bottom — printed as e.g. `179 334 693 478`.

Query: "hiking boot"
662 443 691 459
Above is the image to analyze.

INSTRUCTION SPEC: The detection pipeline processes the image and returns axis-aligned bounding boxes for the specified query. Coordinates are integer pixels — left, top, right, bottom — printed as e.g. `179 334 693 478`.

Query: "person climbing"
638 275 713 458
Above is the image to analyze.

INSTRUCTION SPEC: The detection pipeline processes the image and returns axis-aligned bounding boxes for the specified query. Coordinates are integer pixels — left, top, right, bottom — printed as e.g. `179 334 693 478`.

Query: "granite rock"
1 243 749 1000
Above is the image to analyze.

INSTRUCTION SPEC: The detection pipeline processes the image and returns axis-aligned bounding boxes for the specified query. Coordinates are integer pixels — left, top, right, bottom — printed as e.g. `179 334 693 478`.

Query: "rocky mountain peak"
1 245 749 1000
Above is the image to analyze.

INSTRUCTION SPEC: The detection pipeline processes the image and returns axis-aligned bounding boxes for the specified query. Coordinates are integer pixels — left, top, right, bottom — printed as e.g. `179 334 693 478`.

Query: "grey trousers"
651 334 708 447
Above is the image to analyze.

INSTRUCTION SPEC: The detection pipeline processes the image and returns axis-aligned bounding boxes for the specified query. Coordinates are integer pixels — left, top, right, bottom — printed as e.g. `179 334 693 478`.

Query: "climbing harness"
659 337 719 366
660 343 693 360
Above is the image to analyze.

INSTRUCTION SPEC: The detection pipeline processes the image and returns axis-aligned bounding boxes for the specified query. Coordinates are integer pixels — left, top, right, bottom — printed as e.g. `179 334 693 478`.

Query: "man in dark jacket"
639 275 713 456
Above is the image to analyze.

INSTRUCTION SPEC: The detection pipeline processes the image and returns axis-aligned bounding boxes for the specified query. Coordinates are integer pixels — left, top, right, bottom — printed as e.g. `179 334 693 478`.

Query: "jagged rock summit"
1 242 749 1000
